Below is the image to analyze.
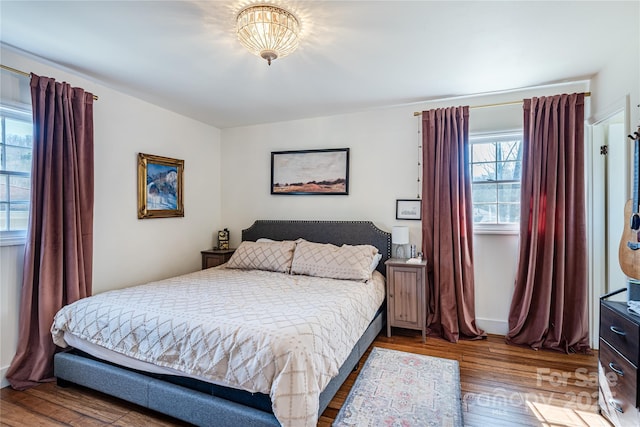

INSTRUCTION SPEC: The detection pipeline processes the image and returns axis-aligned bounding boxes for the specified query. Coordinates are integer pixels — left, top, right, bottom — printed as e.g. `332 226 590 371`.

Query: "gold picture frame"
137 153 184 219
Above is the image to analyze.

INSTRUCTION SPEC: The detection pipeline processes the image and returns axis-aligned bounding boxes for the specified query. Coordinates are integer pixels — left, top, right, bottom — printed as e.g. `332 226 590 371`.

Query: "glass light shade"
236 5 300 65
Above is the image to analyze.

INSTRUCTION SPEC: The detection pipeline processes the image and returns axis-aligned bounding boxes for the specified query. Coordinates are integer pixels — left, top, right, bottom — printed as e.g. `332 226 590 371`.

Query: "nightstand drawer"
599 339 639 420
600 302 640 366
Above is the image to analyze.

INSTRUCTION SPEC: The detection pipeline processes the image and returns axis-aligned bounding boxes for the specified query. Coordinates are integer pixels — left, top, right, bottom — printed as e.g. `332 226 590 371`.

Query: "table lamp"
392 226 409 259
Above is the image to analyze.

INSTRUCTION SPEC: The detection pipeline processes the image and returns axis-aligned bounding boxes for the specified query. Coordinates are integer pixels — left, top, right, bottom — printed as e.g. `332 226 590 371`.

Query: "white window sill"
1 232 27 247
473 225 520 235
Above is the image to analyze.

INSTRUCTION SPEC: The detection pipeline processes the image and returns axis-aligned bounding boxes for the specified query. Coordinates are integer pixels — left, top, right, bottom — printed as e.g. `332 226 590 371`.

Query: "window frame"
0 101 32 246
469 130 523 235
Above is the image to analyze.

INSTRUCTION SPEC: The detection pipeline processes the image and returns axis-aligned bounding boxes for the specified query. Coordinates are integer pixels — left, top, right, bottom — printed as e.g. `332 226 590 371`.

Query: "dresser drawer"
599 339 638 412
600 303 640 366
599 370 640 427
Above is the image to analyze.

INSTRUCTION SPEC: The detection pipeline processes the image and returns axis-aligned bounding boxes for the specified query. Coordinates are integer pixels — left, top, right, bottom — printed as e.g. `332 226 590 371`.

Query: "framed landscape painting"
271 148 349 195
137 153 184 219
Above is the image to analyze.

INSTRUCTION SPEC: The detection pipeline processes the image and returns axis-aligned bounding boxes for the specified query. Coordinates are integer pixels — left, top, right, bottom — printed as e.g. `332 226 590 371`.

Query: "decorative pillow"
369 253 383 273
226 240 296 273
290 240 379 281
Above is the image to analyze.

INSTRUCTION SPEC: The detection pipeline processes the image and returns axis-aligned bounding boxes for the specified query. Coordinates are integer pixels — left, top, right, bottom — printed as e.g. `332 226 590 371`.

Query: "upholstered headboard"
241 220 391 276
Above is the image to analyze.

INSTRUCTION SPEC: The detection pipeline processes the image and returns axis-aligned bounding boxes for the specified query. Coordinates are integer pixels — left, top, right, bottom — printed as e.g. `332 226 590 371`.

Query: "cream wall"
220 81 590 337
0 47 222 387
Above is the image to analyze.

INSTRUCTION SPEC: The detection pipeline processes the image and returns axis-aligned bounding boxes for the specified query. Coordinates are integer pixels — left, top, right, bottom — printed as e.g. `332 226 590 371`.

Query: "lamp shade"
392 226 410 245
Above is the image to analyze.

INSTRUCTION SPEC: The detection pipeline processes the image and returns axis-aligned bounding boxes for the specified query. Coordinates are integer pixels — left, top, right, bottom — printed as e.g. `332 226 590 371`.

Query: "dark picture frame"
137 153 184 219
396 199 421 220
271 148 349 195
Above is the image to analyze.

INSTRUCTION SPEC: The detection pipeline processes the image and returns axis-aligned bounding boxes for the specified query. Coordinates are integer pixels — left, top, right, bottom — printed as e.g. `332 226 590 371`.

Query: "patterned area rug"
333 347 463 427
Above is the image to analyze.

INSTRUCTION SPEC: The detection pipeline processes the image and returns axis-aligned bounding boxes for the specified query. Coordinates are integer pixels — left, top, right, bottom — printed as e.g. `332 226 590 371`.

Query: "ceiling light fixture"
236 4 300 66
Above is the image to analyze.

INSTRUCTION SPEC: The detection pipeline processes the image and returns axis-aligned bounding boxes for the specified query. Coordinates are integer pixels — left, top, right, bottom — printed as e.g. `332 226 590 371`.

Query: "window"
470 132 522 231
1 104 32 243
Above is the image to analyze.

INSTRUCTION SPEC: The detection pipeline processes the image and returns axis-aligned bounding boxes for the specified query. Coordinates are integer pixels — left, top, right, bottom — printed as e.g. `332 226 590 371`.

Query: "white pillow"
370 253 383 273
290 239 379 281
226 240 296 273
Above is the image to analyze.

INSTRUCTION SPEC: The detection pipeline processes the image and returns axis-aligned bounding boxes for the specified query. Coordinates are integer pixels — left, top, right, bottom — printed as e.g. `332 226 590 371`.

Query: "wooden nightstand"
385 258 428 343
201 248 235 269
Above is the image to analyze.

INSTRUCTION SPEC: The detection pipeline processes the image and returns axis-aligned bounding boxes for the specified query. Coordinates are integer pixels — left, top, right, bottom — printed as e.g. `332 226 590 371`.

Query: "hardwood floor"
322 331 607 427
1 331 607 427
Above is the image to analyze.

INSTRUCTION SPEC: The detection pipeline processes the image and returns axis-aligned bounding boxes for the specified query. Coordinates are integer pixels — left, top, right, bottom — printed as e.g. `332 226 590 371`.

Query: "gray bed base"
55 312 383 426
54 220 391 427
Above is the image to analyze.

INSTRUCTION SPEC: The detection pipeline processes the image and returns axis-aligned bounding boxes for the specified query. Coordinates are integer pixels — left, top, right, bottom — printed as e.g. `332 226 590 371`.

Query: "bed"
52 220 391 427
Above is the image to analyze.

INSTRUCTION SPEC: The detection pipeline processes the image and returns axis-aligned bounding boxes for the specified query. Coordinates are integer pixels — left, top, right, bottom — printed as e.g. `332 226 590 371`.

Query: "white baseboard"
1 365 10 388
476 317 509 336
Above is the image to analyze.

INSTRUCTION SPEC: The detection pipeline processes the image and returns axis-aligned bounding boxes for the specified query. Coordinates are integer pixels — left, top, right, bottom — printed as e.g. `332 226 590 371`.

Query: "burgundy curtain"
506 93 590 353
6 74 94 389
421 106 485 342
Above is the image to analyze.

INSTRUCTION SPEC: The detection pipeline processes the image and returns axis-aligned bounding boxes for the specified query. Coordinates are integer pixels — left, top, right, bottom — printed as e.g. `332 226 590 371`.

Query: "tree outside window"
470 132 522 227
0 106 32 235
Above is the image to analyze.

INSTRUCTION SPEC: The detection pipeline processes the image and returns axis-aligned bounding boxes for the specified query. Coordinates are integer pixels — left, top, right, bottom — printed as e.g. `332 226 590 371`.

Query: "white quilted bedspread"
51 267 386 427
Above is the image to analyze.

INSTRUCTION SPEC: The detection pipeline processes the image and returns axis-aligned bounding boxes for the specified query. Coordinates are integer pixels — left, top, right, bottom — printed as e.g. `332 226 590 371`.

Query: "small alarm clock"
218 228 229 250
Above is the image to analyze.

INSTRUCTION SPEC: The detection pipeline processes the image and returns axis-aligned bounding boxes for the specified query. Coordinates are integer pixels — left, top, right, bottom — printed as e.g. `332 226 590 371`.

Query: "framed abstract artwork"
396 199 421 220
271 148 349 195
137 153 184 219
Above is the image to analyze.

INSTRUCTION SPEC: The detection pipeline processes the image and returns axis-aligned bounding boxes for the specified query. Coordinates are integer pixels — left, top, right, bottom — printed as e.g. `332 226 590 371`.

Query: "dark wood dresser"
200 248 235 269
599 288 640 426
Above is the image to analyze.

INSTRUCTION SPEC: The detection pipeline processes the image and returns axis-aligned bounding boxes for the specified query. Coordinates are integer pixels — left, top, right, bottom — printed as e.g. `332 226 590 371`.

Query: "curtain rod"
412 91 591 116
1 64 99 101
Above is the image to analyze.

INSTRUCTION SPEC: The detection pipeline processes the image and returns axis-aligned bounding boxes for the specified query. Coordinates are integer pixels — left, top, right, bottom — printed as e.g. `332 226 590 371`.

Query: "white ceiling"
1 1 638 128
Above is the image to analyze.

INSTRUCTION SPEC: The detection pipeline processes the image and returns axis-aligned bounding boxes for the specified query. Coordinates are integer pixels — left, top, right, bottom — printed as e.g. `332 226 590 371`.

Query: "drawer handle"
609 326 627 336
608 362 624 377
609 399 624 414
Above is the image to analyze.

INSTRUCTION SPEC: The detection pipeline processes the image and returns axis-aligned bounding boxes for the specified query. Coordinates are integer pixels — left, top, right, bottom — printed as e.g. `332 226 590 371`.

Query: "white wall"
221 108 416 237
588 33 639 231
586 29 640 348
0 245 23 388
221 82 589 337
0 47 222 387
589 38 640 133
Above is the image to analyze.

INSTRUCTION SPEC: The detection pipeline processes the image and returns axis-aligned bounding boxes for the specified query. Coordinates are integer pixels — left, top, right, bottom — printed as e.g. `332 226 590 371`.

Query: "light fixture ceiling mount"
236 4 300 65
